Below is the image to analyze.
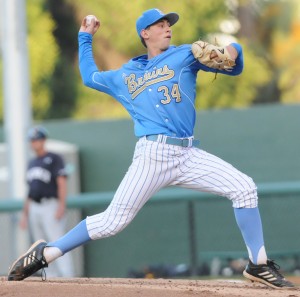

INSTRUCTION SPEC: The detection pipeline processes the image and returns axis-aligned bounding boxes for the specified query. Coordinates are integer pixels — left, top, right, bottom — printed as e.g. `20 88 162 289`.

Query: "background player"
8 8 293 289
19 126 74 278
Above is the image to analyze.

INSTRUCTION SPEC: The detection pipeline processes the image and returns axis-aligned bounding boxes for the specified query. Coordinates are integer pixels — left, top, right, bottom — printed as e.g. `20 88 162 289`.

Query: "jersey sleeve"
78 32 118 97
52 154 67 178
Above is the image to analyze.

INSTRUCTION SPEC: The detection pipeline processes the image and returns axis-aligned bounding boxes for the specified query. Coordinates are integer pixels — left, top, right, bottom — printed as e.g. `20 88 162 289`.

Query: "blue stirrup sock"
44 210 267 265
47 219 91 254
234 207 267 264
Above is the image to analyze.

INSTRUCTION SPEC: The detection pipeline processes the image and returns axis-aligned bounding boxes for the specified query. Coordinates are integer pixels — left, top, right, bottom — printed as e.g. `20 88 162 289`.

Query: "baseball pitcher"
8 8 294 289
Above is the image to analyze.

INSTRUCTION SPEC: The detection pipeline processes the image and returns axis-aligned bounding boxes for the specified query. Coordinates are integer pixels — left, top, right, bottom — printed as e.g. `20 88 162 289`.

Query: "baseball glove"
191 40 236 71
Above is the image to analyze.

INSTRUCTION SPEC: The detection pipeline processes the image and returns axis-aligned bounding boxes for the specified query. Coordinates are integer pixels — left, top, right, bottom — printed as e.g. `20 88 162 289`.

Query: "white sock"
256 246 268 265
43 246 63 264
246 245 267 264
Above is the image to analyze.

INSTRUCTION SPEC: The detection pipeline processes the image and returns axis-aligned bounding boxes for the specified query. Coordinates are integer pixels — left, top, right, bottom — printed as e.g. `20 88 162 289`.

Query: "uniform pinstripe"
87 137 257 240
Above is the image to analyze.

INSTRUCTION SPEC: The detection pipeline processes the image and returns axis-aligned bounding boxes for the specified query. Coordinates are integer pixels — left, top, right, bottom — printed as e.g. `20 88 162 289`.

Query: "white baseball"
86 15 96 26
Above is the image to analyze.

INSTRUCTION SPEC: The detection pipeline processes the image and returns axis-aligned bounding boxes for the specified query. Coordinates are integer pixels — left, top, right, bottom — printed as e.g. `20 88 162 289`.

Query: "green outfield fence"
1 181 300 212
1 180 300 277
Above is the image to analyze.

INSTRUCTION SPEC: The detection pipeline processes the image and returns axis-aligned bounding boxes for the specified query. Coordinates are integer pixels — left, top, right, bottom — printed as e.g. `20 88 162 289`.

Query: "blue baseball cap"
136 8 179 38
28 126 48 141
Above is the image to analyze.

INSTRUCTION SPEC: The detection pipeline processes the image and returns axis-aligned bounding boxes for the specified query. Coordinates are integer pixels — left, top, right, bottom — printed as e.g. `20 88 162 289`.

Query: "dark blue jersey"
26 152 66 202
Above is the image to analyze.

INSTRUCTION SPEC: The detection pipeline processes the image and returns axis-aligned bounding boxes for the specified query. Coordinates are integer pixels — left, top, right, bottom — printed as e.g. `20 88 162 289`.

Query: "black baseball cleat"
243 259 295 289
8 239 48 281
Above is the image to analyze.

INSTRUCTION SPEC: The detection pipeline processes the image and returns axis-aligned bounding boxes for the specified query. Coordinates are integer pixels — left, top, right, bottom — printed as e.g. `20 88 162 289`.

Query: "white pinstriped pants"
86 137 258 240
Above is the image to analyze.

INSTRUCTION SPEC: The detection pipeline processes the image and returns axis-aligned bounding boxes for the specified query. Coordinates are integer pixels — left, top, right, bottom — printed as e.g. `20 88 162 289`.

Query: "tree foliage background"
0 0 300 121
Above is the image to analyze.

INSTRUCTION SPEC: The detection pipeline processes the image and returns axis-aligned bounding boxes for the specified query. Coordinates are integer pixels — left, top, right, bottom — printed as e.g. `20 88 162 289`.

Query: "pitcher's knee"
230 178 258 208
231 189 258 208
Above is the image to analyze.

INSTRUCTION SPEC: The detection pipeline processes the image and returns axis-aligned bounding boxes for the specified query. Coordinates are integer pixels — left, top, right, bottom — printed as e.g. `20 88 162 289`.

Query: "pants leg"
28 201 45 240
29 199 74 277
86 138 180 240
172 147 266 263
172 147 258 208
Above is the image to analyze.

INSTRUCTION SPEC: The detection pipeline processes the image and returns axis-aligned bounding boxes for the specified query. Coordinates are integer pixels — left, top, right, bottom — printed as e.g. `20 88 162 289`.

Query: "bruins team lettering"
124 65 175 99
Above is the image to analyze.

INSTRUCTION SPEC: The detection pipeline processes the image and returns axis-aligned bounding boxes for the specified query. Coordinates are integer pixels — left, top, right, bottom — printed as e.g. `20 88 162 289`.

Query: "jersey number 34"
158 84 182 105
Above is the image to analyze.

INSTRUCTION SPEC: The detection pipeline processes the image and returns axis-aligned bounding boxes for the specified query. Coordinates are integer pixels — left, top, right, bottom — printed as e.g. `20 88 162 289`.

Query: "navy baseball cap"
136 8 179 37
28 126 48 141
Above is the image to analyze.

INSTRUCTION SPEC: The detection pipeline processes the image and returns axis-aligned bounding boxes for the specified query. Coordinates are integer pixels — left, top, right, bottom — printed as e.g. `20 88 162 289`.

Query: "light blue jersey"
79 32 243 138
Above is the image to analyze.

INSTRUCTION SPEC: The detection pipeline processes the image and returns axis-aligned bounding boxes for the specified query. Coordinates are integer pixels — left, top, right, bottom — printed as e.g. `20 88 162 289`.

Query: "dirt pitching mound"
1 277 300 297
